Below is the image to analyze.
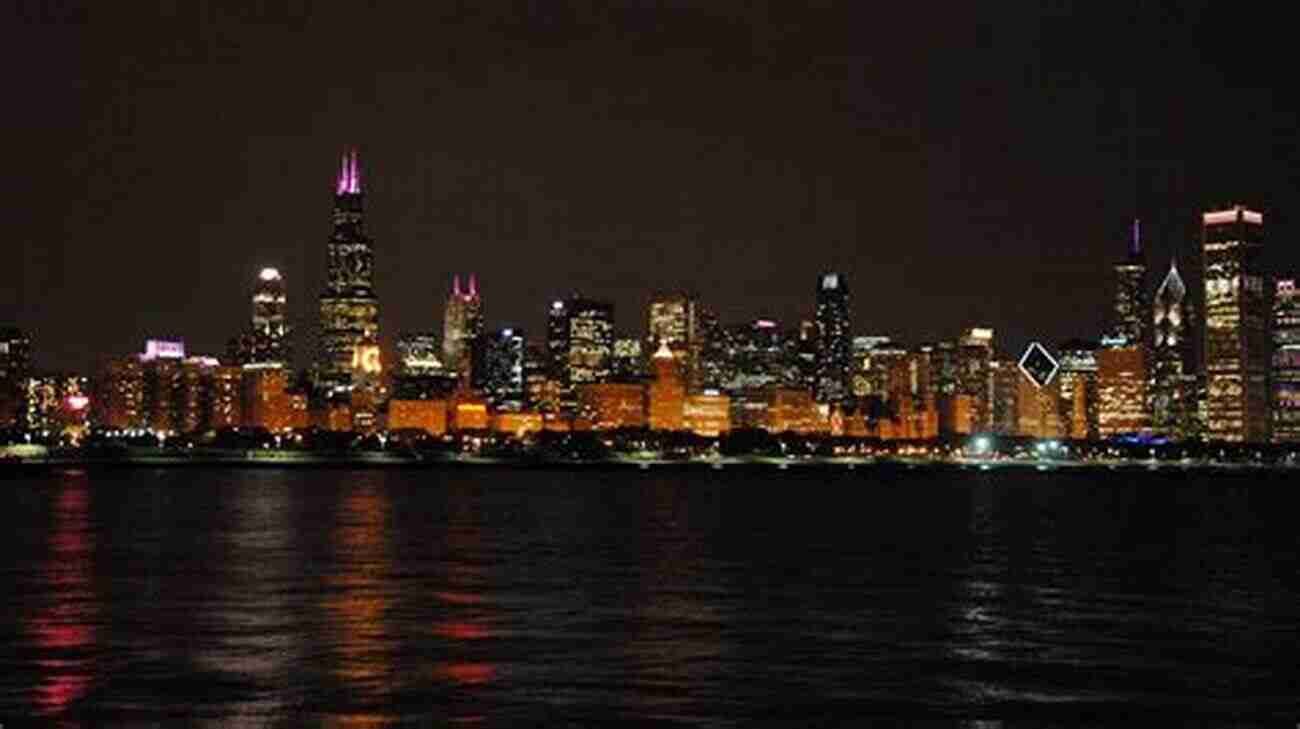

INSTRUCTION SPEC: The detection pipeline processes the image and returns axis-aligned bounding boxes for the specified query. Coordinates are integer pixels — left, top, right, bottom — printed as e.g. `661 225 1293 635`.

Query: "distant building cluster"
3 153 1297 447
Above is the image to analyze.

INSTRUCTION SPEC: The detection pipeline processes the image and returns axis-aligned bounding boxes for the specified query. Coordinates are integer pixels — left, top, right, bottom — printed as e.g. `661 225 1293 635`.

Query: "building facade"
442 274 483 385
1151 260 1190 436
814 273 852 404
1113 219 1149 348
1202 206 1270 442
317 147 380 394
1273 278 1300 442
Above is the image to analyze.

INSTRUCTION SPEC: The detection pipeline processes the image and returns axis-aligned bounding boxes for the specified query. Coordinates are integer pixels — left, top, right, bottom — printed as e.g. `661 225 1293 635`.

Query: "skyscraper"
958 327 995 431
1113 219 1148 348
1272 278 1300 442
565 297 614 386
0 326 31 428
484 327 526 411
442 274 483 386
648 292 698 384
316 147 380 393
814 272 851 404
1151 259 1189 434
250 267 290 366
1202 205 1270 442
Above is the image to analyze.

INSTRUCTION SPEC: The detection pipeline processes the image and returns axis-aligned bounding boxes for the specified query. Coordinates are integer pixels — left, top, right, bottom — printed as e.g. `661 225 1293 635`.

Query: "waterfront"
2 468 1297 726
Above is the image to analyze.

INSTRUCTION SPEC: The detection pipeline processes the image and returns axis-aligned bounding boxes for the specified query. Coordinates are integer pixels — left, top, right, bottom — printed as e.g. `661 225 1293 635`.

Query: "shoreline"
3 454 1296 473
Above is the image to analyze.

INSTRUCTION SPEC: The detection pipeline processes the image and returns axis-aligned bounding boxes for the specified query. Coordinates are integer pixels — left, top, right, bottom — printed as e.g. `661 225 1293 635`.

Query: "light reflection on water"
1 467 1298 725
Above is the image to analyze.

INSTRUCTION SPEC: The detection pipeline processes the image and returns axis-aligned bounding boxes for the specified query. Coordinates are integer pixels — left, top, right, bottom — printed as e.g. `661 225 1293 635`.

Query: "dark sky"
8 1 1300 372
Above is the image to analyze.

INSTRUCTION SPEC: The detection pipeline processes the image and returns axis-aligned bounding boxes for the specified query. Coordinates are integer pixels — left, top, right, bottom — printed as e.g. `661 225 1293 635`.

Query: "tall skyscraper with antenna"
316 147 380 393
442 274 482 385
1112 219 1148 348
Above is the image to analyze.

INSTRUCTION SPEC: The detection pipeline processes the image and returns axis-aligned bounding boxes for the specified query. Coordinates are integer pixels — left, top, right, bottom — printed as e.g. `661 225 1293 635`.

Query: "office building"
316 147 380 394
1151 260 1191 435
484 327 526 411
1273 278 1300 442
442 274 483 384
814 272 852 404
1097 346 1150 438
1113 219 1149 348
1202 205 1270 441
647 341 685 431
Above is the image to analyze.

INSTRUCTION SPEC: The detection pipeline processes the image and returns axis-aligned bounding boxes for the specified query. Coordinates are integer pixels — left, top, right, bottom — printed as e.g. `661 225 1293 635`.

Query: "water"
1 466 1297 726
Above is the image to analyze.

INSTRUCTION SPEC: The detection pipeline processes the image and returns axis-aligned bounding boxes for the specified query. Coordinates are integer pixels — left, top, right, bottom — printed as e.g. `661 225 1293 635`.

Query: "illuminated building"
684 391 730 437
575 382 646 430
95 356 145 430
767 387 825 434
611 336 645 382
1096 346 1150 437
249 267 290 365
135 341 188 433
1015 371 1063 439
442 274 483 385
939 394 975 436
493 411 544 438
852 336 906 403
21 374 89 434
548 296 614 409
241 365 292 431
647 341 685 431
450 391 490 432
317 147 380 394
393 332 456 400
0 326 31 428
990 359 1020 436
1202 205 1270 442
724 319 792 392
312 400 352 432
566 298 614 386
648 293 699 386
789 319 819 394
1112 219 1149 348
1273 278 1300 442
957 328 995 431
1151 260 1191 435
387 399 448 436
814 272 852 404
1016 343 1063 438
210 366 242 429
523 341 548 410
545 299 571 410
484 328 526 411
1055 341 1098 440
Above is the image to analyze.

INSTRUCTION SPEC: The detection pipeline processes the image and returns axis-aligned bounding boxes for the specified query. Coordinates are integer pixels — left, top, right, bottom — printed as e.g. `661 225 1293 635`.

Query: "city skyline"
8 4 1300 372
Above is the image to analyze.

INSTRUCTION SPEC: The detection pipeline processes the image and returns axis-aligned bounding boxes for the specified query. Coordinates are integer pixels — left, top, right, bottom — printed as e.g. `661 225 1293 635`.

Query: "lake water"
1 466 1297 726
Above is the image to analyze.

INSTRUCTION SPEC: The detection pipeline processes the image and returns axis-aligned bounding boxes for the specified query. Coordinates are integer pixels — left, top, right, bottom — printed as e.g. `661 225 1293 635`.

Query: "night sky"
8 2 1300 372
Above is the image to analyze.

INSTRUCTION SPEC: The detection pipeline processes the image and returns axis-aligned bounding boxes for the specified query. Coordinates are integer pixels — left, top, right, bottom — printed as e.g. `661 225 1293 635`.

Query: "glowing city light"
259 267 281 281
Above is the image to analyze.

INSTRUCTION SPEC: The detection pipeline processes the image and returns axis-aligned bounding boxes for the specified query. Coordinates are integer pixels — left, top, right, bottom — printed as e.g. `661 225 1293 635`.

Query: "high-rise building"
1272 278 1300 442
1055 341 1099 440
1113 219 1149 348
564 297 614 385
610 336 645 382
1 326 31 428
1202 205 1270 442
484 328 526 412
647 341 685 431
21 374 89 435
316 147 380 394
1097 346 1150 438
814 272 852 404
958 328 995 431
95 355 145 430
1151 259 1190 435
990 359 1020 436
442 274 483 385
648 292 698 384
393 332 455 400
250 267 290 365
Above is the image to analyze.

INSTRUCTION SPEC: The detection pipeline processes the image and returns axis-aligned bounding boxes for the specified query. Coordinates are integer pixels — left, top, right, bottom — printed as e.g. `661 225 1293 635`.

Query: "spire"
1130 218 1141 257
469 273 478 298
350 147 361 193
1156 256 1186 304
453 274 461 297
336 149 349 195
